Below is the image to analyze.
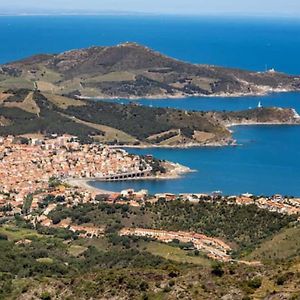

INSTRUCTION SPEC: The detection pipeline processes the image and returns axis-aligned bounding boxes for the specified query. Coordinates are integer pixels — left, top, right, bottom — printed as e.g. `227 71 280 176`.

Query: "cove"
90 124 300 196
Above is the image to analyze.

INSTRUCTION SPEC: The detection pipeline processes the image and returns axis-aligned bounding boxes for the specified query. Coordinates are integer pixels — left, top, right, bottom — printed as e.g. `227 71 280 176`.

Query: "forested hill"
0 89 299 145
1 42 300 99
0 90 230 145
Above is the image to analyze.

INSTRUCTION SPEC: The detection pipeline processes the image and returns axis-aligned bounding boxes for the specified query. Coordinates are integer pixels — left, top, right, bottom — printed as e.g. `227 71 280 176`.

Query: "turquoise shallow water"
1 15 300 195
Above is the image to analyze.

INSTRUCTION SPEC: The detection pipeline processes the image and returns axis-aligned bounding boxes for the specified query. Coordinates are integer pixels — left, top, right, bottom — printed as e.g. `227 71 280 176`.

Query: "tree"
22 194 33 215
247 277 262 289
48 177 62 188
139 281 149 291
52 216 61 225
40 291 51 300
211 262 224 277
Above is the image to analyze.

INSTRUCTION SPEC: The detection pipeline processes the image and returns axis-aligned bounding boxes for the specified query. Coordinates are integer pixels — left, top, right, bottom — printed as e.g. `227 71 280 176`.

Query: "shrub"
139 281 149 291
211 262 224 277
276 272 293 285
247 277 262 289
40 291 51 300
0 233 8 240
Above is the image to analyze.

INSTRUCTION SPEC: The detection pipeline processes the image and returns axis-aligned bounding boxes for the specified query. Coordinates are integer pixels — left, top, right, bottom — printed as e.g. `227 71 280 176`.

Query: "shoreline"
65 178 114 194
76 87 299 101
227 120 300 128
108 120 300 150
65 162 194 194
108 140 235 149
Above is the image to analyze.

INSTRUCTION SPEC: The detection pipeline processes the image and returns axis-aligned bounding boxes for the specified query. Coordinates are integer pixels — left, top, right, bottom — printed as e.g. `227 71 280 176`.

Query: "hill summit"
1 43 300 98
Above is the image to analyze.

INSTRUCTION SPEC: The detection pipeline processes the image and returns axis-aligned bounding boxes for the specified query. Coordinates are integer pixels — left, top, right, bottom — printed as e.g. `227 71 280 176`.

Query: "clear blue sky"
1 0 300 16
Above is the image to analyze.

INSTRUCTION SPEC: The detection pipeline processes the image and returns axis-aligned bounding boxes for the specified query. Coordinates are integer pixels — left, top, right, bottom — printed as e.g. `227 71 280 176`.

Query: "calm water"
1 15 300 74
103 92 300 112
1 16 300 195
91 124 300 196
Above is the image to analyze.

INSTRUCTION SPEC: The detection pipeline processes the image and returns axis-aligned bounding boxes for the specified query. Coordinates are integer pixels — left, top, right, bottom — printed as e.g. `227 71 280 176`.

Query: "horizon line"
0 11 300 19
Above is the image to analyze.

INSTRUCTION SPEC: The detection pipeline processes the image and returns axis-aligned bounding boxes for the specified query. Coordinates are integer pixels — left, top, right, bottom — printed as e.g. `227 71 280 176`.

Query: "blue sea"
1 15 300 196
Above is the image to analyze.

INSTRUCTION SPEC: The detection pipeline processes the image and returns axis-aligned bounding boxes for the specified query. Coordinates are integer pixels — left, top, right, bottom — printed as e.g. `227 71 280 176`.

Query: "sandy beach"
65 178 114 194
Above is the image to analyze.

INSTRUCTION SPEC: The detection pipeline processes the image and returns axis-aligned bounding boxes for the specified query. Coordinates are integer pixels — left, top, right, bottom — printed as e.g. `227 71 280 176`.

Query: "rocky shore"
77 86 299 101
108 138 236 149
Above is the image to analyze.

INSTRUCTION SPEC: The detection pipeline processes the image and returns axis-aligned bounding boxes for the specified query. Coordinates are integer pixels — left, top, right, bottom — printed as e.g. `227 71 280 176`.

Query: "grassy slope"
141 241 211 266
0 225 42 241
0 76 34 90
247 224 300 262
3 91 40 114
43 92 86 108
60 112 138 144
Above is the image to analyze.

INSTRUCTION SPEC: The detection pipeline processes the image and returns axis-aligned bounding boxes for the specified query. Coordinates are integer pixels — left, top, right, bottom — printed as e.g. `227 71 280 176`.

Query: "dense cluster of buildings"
0 135 152 213
233 193 300 216
0 183 94 218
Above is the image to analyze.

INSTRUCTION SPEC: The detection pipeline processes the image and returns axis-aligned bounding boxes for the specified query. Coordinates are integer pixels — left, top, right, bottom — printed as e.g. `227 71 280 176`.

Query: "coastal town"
0 134 158 210
1 4 300 299
0 134 299 262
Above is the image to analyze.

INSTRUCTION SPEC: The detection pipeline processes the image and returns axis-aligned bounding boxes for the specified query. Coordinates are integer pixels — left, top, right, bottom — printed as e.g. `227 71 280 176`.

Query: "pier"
96 168 153 181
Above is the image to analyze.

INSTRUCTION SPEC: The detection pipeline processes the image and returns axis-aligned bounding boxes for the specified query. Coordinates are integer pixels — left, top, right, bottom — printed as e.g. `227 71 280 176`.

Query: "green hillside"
2 43 300 98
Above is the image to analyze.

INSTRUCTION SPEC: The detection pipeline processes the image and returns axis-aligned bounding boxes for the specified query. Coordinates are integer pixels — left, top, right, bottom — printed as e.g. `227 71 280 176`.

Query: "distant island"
1 42 300 99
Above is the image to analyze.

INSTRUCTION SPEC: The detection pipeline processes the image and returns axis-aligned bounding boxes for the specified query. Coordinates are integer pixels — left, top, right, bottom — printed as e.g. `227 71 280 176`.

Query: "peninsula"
0 89 299 147
1 42 300 99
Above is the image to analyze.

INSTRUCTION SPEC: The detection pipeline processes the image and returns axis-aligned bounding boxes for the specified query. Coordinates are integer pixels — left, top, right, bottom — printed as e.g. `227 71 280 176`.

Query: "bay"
1 15 300 195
